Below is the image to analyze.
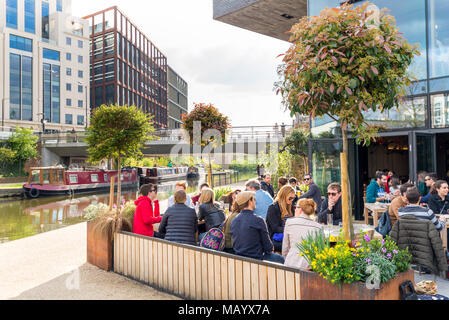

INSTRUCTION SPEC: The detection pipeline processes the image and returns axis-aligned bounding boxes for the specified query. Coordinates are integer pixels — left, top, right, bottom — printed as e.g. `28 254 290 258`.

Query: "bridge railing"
39 125 293 145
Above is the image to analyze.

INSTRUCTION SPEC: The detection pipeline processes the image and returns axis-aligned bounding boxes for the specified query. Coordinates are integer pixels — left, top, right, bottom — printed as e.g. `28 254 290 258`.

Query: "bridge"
37 126 292 166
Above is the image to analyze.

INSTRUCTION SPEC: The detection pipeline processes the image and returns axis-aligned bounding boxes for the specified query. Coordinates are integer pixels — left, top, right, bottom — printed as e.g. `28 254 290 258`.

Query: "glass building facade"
83 7 168 128
43 63 60 123
24 0 35 34
41 1 49 40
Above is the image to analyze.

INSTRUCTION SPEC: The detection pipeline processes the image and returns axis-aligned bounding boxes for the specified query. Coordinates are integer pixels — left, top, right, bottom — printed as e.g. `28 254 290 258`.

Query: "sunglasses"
288 197 296 201
328 192 338 196
305 178 311 181
150 189 157 193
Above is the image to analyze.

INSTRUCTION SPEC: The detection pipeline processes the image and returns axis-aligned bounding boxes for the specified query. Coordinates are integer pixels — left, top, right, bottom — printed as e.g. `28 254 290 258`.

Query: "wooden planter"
299 269 415 300
87 221 114 271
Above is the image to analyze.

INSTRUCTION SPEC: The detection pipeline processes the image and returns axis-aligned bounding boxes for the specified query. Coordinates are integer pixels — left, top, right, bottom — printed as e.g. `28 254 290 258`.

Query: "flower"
381 239 385 246
382 248 387 253
393 250 398 255
366 258 371 264
387 253 392 260
364 234 371 243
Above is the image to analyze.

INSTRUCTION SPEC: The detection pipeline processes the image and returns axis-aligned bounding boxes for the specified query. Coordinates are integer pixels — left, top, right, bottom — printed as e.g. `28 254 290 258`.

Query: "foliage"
284 129 310 157
83 203 109 222
121 200 137 226
182 103 231 146
229 159 258 173
123 156 193 168
214 187 232 202
7 127 38 162
298 231 412 286
0 147 16 169
84 201 133 238
276 2 420 146
86 104 155 164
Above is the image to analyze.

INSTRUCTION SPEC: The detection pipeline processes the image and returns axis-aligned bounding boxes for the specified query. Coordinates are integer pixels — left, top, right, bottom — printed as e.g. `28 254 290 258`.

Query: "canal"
0 172 256 244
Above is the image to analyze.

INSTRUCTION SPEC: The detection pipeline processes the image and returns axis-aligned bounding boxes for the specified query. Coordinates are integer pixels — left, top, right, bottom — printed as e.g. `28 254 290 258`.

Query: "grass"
0 184 24 189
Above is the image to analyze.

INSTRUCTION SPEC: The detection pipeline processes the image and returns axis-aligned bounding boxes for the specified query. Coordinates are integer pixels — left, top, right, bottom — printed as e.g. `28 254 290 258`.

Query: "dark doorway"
437 133 449 181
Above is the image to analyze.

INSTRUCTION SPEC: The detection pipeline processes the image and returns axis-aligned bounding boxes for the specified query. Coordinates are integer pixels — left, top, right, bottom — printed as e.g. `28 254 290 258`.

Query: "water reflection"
0 172 255 244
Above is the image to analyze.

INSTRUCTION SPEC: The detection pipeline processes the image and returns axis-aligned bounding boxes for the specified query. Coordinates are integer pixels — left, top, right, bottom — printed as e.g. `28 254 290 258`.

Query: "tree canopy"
7 127 38 162
277 2 419 144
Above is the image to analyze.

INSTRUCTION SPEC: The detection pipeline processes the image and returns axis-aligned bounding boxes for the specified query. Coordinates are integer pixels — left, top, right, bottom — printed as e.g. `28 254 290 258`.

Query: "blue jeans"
263 253 285 264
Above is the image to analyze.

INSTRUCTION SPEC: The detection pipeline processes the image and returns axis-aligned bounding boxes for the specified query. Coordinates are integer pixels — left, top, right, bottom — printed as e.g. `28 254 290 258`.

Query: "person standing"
245 179 274 219
260 173 275 198
266 186 296 252
230 192 285 264
158 190 198 246
283 199 323 270
318 183 343 225
133 184 162 237
366 172 389 203
299 174 322 213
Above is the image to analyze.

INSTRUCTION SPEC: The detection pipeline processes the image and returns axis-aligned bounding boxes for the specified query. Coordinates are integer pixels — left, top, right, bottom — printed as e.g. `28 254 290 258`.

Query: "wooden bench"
113 231 414 300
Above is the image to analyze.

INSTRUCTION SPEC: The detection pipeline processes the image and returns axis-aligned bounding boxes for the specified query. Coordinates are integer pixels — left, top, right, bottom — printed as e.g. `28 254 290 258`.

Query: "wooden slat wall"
114 232 302 300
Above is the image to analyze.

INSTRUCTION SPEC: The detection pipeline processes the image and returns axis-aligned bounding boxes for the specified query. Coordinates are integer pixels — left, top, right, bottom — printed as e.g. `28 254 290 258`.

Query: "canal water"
0 172 256 244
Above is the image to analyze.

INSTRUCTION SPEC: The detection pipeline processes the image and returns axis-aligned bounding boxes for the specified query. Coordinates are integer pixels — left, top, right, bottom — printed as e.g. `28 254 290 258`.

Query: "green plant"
354 252 397 284
83 203 109 222
284 129 310 173
7 127 38 162
214 187 232 202
297 230 330 266
121 200 137 225
86 104 155 207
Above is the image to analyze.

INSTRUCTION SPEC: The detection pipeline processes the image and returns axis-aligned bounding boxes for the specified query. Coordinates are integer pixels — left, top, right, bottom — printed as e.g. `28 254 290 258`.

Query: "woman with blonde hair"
266 185 296 253
282 198 323 270
198 188 226 241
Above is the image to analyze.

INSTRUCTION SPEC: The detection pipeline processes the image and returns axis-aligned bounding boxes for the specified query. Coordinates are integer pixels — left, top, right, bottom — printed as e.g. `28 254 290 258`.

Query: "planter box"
299 269 415 300
87 221 113 271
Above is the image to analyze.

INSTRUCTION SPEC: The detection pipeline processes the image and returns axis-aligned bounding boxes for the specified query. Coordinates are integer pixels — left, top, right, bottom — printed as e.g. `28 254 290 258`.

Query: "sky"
72 0 293 127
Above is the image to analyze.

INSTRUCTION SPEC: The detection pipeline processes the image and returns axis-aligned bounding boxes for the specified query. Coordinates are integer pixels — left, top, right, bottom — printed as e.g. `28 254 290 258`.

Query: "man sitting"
398 187 446 232
245 179 274 219
133 184 163 237
167 182 194 208
366 172 390 203
230 192 285 264
388 183 414 227
318 183 342 225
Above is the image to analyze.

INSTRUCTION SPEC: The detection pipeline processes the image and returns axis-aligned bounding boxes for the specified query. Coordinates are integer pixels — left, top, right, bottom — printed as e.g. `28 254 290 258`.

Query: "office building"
0 0 90 133
167 66 188 129
83 7 168 129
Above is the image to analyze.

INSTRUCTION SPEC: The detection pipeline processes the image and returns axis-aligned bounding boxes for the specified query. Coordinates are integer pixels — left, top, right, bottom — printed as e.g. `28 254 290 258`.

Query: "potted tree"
84 104 155 271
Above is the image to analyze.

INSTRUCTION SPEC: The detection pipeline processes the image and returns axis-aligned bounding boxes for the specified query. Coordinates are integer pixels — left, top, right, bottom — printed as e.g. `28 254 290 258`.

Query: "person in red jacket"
133 184 162 237
191 183 210 206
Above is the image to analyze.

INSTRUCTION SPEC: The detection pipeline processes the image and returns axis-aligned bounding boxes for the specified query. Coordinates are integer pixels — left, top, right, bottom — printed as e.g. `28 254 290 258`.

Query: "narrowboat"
135 166 190 185
23 167 138 199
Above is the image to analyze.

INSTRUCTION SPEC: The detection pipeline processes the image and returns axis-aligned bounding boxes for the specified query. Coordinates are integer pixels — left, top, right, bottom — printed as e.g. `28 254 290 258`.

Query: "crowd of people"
131 172 346 271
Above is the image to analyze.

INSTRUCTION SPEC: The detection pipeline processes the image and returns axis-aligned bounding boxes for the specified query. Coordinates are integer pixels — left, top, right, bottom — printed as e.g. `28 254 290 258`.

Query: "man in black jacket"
318 183 343 225
260 173 275 198
299 174 322 213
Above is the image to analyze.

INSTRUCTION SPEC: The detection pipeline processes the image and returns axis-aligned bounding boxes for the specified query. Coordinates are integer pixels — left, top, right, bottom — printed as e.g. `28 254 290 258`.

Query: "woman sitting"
222 201 242 255
282 199 323 270
198 188 226 241
266 185 296 253
158 190 198 246
219 189 242 210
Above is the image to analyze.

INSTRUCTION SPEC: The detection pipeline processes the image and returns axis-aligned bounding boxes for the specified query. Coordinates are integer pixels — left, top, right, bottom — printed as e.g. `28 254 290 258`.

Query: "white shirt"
167 194 194 209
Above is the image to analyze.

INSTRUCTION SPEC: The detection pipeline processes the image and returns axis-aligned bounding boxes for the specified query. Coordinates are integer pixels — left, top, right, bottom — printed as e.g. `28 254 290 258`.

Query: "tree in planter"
284 128 310 176
7 127 38 176
276 2 419 240
182 103 231 188
86 104 155 208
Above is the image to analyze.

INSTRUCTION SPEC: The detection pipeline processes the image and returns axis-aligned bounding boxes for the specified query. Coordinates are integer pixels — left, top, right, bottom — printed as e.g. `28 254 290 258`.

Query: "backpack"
375 209 392 238
199 218 228 251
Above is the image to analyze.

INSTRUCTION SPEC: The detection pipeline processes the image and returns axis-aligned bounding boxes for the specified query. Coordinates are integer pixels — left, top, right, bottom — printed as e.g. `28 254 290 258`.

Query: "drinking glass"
327 214 333 226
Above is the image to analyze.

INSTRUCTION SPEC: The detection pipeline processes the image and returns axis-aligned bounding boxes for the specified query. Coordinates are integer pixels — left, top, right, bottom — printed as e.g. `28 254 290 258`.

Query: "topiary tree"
276 2 419 240
86 104 155 208
182 103 231 187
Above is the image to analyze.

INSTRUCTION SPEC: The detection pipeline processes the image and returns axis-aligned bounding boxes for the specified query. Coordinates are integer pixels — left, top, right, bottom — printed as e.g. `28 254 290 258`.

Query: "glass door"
411 133 437 183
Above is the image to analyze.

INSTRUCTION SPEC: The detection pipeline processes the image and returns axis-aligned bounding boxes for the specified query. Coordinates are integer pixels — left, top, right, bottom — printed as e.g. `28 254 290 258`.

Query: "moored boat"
23 167 138 199
135 166 190 185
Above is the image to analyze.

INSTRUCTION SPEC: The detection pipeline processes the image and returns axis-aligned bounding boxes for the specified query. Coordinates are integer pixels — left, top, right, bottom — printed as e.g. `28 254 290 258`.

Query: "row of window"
66 37 84 48
65 114 84 125
65 99 84 108
66 52 84 64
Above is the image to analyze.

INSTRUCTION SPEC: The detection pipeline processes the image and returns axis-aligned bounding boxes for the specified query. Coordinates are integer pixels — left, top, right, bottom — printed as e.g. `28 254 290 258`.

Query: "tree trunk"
303 156 309 175
116 155 122 209
341 124 355 242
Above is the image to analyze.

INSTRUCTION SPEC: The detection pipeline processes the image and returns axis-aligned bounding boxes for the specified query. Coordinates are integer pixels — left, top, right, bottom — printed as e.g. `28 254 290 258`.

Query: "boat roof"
30 167 65 170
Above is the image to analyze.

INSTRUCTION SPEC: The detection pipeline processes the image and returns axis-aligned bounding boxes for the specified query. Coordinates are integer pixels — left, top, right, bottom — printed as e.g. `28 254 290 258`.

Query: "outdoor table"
364 203 390 228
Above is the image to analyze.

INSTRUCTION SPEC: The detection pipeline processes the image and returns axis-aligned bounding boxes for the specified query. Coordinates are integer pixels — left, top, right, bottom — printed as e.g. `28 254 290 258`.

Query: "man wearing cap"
230 191 285 264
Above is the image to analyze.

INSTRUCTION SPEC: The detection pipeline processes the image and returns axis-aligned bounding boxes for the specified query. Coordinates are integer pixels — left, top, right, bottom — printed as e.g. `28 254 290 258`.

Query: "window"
78 40 83 48
429 0 449 78
431 94 449 128
66 98 72 106
43 48 60 61
78 85 83 93
65 114 73 124
43 63 60 123
10 53 33 121
66 52 71 61
78 55 83 64
95 86 103 107
78 70 83 78
77 115 84 125
56 0 62 12
6 0 18 29
42 1 49 40
66 83 72 91
78 100 83 108
10 34 33 52
66 37 71 46
69 174 78 184
91 174 99 183
66 68 72 76
24 0 35 34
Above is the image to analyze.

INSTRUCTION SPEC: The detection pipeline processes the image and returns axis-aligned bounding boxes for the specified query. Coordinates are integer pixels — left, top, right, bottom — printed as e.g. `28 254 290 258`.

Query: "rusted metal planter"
299 269 415 300
87 221 113 271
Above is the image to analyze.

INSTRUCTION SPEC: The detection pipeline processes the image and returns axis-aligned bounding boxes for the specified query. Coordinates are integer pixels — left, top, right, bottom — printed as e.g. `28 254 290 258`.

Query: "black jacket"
158 204 198 246
428 194 449 215
266 202 292 239
230 210 273 260
318 198 343 225
198 203 226 232
299 183 322 213
390 215 447 275
261 181 275 198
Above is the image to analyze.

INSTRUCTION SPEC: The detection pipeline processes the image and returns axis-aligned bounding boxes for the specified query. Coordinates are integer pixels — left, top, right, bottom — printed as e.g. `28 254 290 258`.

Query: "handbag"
399 281 418 300
273 233 284 242
375 209 392 238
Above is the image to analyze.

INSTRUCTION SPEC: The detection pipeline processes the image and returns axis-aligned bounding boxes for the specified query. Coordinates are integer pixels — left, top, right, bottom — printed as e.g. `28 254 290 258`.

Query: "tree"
6 127 38 175
0 147 16 172
86 104 155 207
182 103 231 187
284 129 310 174
277 2 419 240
